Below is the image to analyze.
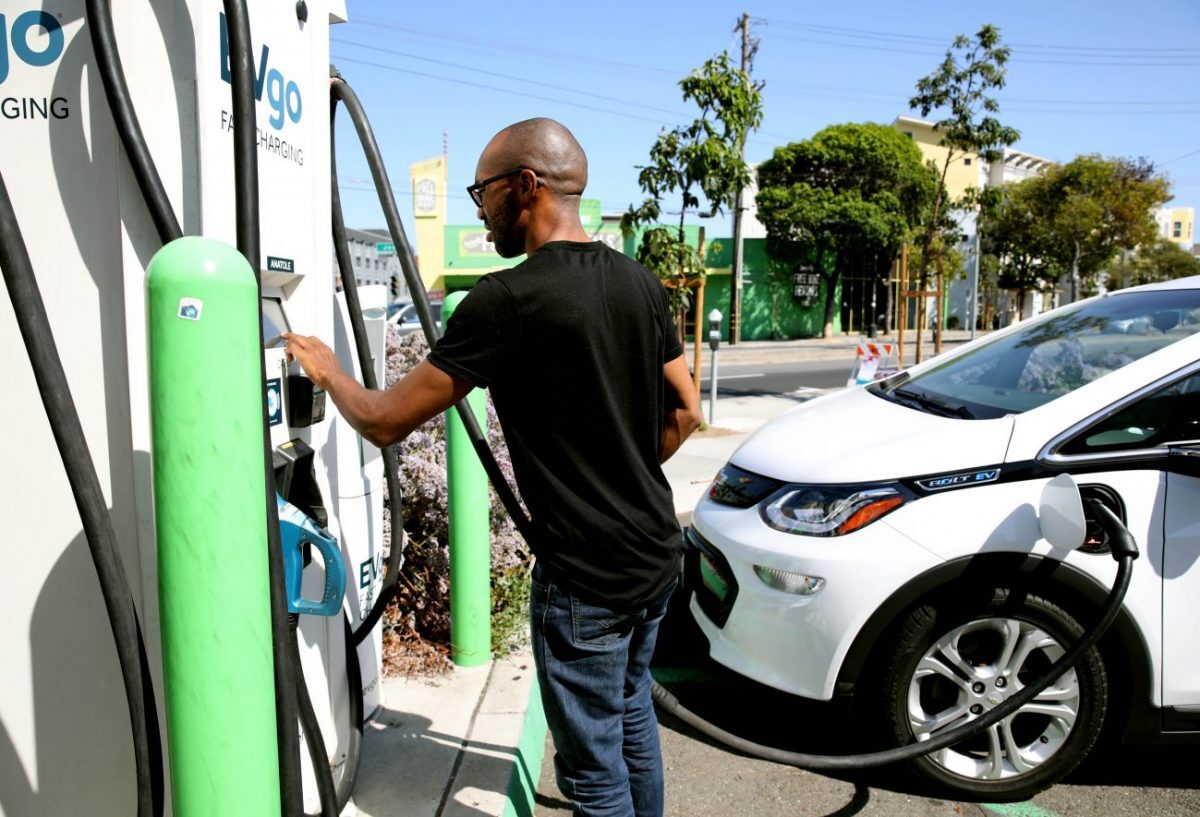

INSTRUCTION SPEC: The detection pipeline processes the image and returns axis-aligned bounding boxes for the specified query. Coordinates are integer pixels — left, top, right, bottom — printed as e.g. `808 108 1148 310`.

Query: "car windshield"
873 288 1200 420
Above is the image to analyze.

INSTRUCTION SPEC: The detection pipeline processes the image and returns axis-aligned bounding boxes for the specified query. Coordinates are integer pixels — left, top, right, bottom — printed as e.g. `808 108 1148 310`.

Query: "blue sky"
330 0 1200 242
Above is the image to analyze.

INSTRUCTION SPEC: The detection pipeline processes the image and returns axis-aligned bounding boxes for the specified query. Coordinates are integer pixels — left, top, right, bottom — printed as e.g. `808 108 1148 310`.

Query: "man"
285 117 701 817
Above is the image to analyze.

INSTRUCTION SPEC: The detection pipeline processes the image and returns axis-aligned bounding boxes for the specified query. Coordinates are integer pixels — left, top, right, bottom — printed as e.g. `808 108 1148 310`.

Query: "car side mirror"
1039 473 1086 550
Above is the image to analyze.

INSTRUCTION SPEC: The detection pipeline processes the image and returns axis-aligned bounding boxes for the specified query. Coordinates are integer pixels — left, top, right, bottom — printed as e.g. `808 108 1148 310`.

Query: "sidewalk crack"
435 660 499 816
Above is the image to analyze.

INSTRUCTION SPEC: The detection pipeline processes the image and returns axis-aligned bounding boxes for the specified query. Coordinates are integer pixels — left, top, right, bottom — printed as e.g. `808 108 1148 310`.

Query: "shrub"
381 329 532 672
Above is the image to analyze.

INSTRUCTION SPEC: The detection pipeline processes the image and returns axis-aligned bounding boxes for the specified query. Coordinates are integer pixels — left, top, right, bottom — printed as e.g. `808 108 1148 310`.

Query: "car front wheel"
881 589 1108 801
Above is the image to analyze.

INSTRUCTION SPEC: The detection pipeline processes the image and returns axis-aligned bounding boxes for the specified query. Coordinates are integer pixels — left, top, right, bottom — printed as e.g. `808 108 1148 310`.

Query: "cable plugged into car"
358 157 1145 779
655 472 1137 772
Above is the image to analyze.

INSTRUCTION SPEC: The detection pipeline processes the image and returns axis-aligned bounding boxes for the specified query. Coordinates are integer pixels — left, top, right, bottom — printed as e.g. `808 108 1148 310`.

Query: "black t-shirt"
428 240 684 609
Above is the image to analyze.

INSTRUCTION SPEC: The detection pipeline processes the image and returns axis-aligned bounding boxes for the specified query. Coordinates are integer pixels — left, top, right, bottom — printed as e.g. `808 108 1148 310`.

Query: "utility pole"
969 226 980 340
728 12 758 345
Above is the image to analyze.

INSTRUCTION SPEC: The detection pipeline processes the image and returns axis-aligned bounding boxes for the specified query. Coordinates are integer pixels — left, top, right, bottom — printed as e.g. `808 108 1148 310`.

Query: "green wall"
704 239 840 340
441 227 840 341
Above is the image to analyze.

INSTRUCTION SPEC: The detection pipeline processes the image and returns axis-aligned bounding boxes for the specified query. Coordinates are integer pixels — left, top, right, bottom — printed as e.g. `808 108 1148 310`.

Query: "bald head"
478 118 587 199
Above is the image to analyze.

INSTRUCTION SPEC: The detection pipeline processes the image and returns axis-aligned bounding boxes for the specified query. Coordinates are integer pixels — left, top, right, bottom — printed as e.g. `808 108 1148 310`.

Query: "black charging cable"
0 170 164 817
323 65 1144 775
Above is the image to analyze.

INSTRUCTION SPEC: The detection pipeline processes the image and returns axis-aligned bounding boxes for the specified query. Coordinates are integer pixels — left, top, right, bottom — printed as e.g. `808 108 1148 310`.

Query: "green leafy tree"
909 24 1020 329
622 53 763 312
1106 239 1200 291
1035 155 1171 298
978 178 1054 319
979 155 1172 314
756 122 938 337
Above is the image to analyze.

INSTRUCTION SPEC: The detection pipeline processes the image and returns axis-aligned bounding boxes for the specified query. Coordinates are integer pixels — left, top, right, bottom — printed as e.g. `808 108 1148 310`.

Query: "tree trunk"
916 153 954 291
818 246 836 339
823 282 836 339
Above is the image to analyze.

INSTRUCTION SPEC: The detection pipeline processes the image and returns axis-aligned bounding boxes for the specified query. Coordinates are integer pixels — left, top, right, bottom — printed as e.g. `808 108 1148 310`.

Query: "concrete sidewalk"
348 386 809 817
348 331 980 815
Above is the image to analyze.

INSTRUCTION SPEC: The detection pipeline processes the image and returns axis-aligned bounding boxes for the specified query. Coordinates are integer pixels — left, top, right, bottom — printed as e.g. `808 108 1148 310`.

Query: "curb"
502 682 547 817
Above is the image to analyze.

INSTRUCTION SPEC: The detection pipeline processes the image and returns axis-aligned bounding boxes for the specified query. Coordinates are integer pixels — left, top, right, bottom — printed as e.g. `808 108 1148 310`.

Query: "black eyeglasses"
467 166 539 207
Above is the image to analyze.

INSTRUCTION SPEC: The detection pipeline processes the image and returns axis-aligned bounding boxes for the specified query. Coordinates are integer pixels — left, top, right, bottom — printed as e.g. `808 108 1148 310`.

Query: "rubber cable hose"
290 616 340 817
0 170 164 817
321 66 1137 775
328 70 532 544
222 2 304 812
329 93 408 645
84 0 182 245
323 101 382 807
652 552 1133 769
336 613 365 812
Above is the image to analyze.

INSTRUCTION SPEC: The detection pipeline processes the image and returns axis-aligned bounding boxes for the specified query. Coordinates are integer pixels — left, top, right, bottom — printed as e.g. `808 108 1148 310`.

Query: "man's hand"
282 333 342 390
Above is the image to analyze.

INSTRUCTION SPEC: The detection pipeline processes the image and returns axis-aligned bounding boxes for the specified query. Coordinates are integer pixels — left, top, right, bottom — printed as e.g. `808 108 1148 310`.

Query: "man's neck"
524 215 591 256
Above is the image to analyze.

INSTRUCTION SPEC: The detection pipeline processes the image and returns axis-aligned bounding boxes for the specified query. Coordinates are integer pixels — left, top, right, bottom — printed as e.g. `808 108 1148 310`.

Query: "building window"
964 157 972 165
1174 221 1183 238
903 131 913 139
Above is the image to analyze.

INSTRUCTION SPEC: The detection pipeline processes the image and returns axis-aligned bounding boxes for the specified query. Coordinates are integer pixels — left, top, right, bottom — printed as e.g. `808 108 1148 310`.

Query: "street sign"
375 242 395 254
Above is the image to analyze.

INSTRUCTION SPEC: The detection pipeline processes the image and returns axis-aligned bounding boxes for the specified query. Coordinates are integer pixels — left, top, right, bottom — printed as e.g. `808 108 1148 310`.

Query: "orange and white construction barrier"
847 338 901 387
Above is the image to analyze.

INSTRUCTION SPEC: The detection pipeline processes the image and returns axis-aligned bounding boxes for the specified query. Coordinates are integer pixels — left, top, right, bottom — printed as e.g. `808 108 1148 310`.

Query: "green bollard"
444 290 492 666
147 237 281 817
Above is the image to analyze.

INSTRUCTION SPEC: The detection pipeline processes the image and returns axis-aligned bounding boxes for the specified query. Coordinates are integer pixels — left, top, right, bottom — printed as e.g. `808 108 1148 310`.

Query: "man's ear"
518 168 540 201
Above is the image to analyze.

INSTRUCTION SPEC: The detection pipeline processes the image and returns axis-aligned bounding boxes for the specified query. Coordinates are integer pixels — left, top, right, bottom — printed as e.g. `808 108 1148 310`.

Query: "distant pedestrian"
285 117 702 817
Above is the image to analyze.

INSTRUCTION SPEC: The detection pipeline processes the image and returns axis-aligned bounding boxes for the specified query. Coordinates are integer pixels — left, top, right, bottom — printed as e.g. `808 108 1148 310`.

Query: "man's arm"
283 333 472 448
660 354 703 463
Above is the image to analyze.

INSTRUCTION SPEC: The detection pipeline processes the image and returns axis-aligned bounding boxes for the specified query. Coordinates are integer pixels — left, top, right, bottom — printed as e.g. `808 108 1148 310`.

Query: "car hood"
729 386 1015 484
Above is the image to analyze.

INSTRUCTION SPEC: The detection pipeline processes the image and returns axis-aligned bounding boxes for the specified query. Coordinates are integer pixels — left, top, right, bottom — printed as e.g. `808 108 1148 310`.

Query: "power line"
1164 148 1200 164
763 18 1200 55
329 55 780 149
331 54 679 126
765 31 1200 67
331 37 693 119
349 14 681 78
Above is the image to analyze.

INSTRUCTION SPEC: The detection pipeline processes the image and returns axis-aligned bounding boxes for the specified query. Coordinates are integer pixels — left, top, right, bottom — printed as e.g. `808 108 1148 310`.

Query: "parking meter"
708 309 722 425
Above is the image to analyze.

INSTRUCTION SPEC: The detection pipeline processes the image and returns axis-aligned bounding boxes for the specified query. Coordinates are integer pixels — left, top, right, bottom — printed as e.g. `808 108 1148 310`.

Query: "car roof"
1112 274 1200 294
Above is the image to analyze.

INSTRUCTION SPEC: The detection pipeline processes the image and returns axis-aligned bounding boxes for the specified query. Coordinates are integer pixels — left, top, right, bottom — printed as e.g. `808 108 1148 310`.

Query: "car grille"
684 527 738 628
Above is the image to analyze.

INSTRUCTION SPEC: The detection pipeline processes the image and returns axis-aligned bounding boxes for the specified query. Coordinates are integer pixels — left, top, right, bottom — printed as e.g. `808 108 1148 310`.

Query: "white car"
686 276 1200 800
387 299 442 335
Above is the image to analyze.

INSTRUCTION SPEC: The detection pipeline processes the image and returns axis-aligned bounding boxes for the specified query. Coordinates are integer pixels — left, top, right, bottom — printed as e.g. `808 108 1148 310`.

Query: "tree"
1035 155 1171 299
621 53 763 313
978 179 1054 320
756 122 937 337
979 155 1172 316
1106 239 1200 291
909 25 1019 339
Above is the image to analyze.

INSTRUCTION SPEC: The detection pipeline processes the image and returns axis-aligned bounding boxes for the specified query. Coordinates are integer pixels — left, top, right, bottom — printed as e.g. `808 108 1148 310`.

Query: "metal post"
444 291 491 666
148 237 281 817
970 228 980 340
708 309 722 425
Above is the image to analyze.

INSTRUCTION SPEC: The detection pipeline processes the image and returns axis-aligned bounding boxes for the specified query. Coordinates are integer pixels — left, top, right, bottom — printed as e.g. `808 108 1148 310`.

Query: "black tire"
880 589 1108 801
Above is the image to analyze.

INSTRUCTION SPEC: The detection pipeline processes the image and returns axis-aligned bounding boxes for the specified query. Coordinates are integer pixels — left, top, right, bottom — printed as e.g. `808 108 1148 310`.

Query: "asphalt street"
533 353 1200 817
534 591 1200 817
699 359 853 395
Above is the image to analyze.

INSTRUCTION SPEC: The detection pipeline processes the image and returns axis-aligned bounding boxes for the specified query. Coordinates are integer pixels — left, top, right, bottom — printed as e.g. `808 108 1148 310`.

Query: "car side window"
1060 371 1200 454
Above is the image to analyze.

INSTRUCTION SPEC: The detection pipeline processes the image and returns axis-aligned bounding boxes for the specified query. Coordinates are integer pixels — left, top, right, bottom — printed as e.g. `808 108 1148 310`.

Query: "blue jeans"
530 562 676 817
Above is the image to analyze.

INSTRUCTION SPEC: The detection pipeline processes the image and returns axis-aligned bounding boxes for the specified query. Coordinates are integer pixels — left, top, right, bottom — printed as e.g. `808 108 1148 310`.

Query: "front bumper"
686 496 944 700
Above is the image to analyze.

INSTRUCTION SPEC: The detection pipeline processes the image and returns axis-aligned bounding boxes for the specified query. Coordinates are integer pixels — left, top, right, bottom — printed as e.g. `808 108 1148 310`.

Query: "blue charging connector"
277 496 346 616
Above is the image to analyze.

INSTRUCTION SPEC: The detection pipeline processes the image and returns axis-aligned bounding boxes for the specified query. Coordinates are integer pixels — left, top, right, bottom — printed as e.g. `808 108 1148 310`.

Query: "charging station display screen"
262 298 290 348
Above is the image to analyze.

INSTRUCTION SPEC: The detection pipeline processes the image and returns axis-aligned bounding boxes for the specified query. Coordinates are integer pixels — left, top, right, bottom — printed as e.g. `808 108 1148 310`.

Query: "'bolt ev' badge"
915 468 1002 492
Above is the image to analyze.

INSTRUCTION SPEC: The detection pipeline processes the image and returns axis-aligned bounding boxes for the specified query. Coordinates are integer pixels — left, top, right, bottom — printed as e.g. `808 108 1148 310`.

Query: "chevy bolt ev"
686 277 1200 799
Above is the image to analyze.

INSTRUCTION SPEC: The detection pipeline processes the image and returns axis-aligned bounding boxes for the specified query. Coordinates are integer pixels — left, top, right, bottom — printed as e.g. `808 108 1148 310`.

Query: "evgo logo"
218 12 301 131
0 11 65 85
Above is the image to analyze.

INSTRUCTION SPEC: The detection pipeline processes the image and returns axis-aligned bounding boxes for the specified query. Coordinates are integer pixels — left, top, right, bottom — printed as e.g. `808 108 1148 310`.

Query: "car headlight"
708 463 783 508
761 485 908 536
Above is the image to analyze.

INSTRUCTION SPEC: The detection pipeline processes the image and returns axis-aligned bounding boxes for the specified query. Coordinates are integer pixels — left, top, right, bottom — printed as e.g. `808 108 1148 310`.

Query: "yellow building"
892 115 983 200
1156 206 1195 250
406 156 624 295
